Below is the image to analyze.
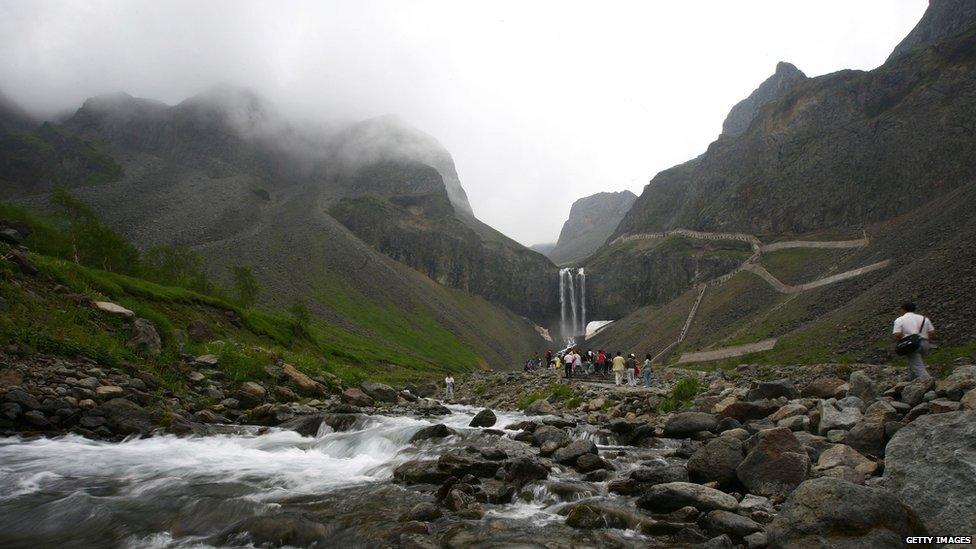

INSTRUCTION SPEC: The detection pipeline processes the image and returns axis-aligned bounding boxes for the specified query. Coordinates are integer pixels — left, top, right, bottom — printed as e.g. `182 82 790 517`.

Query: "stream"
0 405 682 548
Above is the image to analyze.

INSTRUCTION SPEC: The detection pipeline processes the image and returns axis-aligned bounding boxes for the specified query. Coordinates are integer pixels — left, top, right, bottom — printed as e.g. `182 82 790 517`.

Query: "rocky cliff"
546 190 636 265
721 62 807 138
887 0 976 62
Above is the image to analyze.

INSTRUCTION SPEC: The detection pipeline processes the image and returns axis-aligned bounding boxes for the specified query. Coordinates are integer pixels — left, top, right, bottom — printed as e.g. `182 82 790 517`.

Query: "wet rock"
394 459 451 485
524 398 555 415
883 410 976 536
687 436 745 487
411 423 456 443
801 377 845 398
479 447 507 460
664 412 718 438
278 414 326 436
638 482 738 513
360 381 397 403
766 477 925 548
565 503 607 529
576 453 612 472
438 451 501 478
3 388 40 410
444 488 477 512
532 425 570 447
95 398 153 435
475 479 516 504
186 319 215 342
127 318 161 356
746 379 798 401
552 439 597 465
736 427 810 498
700 509 763 539
23 410 50 428
402 502 442 522
501 457 550 486
468 408 496 428
609 462 689 496
340 388 374 407
217 512 331 547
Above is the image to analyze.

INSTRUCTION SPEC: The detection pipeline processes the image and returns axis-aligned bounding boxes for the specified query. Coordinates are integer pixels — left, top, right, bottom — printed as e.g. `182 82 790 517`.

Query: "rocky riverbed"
2 352 975 547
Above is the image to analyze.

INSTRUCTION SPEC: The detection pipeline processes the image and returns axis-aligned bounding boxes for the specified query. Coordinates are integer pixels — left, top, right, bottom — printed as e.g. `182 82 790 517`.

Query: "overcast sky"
0 0 927 245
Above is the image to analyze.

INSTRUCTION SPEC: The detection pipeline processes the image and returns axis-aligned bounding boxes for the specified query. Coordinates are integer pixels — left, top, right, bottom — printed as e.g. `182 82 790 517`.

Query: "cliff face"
721 62 807 138
547 190 636 265
888 0 976 62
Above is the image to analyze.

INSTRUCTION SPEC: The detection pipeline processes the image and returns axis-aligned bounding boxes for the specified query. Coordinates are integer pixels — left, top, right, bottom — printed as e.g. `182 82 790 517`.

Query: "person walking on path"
642 353 653 387
445 375 455 400
596 350 607 376
893 302 935 380
611 352 626 386
573 350 583 376
545 349 553 367
563 351 573 379
626 354 637 387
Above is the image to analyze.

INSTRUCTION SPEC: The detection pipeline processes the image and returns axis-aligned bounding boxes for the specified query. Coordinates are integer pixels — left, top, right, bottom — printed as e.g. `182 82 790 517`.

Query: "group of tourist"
524 348 654 388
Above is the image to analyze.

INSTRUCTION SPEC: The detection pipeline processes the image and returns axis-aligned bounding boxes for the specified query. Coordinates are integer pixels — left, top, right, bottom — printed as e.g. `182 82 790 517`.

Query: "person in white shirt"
892 302 935 380
445 375 455 400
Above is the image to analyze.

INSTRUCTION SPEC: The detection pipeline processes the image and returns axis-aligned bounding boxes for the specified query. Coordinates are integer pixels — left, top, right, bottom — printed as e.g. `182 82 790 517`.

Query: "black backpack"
895 316 928 356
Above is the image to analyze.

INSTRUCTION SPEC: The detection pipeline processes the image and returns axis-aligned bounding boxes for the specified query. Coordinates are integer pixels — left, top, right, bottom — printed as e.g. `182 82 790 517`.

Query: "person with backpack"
596 350 607 376
893 302 935 380
626 354 638 386
642 353 653 387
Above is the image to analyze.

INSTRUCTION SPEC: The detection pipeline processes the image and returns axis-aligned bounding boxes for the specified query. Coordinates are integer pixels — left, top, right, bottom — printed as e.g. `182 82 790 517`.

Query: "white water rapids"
0 405 674 547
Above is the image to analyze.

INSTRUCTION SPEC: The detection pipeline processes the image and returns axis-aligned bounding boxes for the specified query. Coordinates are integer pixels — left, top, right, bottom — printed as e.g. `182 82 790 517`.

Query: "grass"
759 247 848 286
657 377 701 413
515 383 578 410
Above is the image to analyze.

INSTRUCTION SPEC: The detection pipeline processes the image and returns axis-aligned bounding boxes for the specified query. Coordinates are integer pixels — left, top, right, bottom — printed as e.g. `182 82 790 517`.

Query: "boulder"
575 453 612 473
767 403 806 422
187 319 215 342
403 502 442 522
736 427 810 498
610 462 690 495
410 423 456 443
862 400 898 423
883 410 976 536
718 400 780 422
900 378 934 408
816 444 872 470
340 388 374 407
127 318 161 356
766 478 925 548
281 363 326 396
3 388 40 410
92 301 134 318
360 381 397 403
468 408 497 428
801 377 845 398
844 420 886 458
847 371 877 403
193 354 220 367
501 457 550 486
700 509 763 539
532 425 570 447
664 412 717 438
637 482 738 513
552 439 597 465
438 451 501 478
961 389 976 410
393 459 451 484
524 398 555 416
95 398 153 435
816 400 862 435
687 436 745 487
236 382 266 408
746 379 798 401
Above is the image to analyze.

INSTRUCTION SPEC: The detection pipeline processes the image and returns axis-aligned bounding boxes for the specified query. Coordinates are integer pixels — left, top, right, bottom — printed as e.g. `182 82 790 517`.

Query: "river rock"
664 412 717 438
476 479 516 504
501 457 550 486
340 388 374 407
524 398 555 415
883 410 976 536
360 381 396 403
469 408 497 428
637 482 738 513
281 363 325 396
217 512 331 547
394 459 451 485
687 436 745 487
127 318 161 356
746 379 797 401
700 509 764 539
736 427 810 498
438 451 501 478
236 382 266 407
403 502 442 522
410 423 456 443
95 398 153 435
552 439 597 465
532 425 570 447
766 477 925 548
575 453 612 473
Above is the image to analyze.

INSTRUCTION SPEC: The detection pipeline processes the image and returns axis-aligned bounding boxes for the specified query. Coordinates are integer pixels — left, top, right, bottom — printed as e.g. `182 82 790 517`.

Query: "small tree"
289 300 311 335
232 265 260 308
50 187 141 275
143 245 213 293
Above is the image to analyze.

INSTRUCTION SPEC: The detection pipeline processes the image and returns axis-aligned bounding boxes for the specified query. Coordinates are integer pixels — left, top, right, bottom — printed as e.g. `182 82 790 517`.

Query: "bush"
232 265 260 308
548 383 574 401
657 377 701 413
517 391 547 410
50 188 141 275
143 245 213 293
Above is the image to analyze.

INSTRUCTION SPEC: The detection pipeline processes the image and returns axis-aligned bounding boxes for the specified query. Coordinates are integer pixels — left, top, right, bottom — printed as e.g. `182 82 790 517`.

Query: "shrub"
232 265 260 308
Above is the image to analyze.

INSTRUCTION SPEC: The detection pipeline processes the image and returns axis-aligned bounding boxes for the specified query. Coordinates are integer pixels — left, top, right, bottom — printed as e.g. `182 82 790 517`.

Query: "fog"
0 0 926 245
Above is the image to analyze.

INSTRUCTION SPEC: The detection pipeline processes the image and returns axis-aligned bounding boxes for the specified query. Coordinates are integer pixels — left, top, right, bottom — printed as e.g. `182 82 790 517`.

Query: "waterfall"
558 267 587 343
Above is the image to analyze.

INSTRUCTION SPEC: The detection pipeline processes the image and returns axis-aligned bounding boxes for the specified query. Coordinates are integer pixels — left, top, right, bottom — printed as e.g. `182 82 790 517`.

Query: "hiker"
553 352 562 372
893 302 935 380
626 354 637 386
596 350 607 376
573 350 583 376
545 348 553 366
563 351 573 379
642 353 653 387
445 374 455 400
612 351 626 386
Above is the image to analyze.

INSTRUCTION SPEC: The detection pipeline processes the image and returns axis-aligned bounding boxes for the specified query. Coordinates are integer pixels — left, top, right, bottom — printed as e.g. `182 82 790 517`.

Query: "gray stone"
736 427 810 498
900 378 934 407
360 381 397 403
883 410 976 536
847 371 877 403
817 400 862 435
468 408 497 428
701 509 764 538
410 423 456 443
746 379 798 401
687 436 744 487
664 411 718 438
552 439 598 465
524 398 555 415
637 482 738 513
766 477 925 548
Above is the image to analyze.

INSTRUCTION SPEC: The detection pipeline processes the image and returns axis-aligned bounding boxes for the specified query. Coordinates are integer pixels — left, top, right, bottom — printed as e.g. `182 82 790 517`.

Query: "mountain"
0 89 36 135
1 87 549 371
546 190 636 265
587 3 976 365
721 62 806 138
887 0 976 62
